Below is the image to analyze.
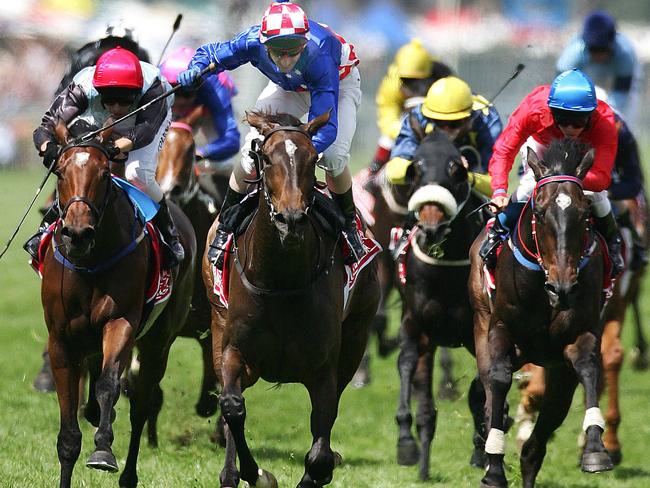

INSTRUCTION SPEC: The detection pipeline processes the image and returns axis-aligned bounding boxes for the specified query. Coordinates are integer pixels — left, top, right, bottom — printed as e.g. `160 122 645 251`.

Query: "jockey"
385 75 502 196
159 46 240 164
557 10 640 126
56 19 150 94
370 39 453 174
479 69 624 277
177 0 365 267
30 47 185 265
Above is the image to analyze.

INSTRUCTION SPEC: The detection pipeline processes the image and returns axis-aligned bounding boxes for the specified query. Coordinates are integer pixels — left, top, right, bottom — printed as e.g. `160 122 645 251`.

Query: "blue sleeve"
197 78 241 162
609 37 639 116
556 38 586 72
609 121 642 200
188 27 257 73
474 106 503 172
305 55 340 154
390 112 421 161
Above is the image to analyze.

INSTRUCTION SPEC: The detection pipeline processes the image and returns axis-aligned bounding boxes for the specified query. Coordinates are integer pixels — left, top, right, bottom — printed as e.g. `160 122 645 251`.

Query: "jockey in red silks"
479 69 624 276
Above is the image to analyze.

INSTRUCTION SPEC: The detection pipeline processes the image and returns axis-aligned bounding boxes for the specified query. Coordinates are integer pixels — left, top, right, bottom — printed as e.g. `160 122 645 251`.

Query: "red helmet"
259 2 309 44
93 47 143 90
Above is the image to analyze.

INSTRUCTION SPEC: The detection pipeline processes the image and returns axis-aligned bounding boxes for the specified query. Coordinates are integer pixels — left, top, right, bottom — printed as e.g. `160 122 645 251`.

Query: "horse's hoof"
351 368 371 389
33 369 56 393
630 348 649 371
438 381 460 401
247 468 277 488
470 447 487 468
480 475 508 488
607 448 622 466
333 451 343 468
378 337 399 357
196 395 220 417
397 438 419 466
581 451 614 473
86 449 119 472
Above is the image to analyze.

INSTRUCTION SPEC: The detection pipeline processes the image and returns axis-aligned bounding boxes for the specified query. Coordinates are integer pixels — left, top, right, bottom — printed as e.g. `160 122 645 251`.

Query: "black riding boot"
332 187 366 264
478 216 510 268
208 187 246 268
153 198 185 267
23 204 59 260
391 211 418 260
594 211 625 277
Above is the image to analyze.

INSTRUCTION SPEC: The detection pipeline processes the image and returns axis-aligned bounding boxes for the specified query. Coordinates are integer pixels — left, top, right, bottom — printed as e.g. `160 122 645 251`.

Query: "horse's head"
52 120 114 258
408 130 470 257
157 106 202 204
245 109 330 244
527 138 595 309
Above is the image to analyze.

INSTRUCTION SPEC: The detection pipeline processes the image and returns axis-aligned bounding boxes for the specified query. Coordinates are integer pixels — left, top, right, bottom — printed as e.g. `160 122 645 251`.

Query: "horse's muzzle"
274 210 309 244
60 225 96 257
544 280 579 310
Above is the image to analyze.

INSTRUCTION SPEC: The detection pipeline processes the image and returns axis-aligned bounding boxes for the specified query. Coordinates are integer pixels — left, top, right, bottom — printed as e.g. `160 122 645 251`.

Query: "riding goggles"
267 43 306 58
551 108 592 129
432 118 468 129
101 96 136 106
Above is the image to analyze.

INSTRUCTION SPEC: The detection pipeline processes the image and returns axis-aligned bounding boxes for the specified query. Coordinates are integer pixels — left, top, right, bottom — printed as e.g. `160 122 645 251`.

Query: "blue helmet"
582 11 616 49
548 69 597 112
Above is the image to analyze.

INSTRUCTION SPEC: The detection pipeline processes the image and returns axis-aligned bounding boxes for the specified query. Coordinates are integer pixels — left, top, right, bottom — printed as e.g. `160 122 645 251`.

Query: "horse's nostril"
61 227 72 239
274 213 287 224
295 212 308 226
79 227 96 243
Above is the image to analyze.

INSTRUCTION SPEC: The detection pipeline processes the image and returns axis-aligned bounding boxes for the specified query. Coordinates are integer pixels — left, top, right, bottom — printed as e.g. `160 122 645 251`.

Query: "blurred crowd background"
1 0 650 168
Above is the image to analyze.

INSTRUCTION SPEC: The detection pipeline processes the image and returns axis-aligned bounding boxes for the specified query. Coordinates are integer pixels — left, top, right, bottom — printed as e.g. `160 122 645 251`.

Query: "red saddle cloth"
211 214 381 309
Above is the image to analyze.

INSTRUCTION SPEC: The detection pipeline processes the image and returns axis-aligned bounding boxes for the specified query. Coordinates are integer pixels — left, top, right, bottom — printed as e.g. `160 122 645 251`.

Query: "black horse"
394 130 492 480
469 138 613 488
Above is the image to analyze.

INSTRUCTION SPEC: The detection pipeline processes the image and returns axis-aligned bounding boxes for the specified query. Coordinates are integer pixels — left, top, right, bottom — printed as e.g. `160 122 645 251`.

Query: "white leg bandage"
582 407 606 432
485 428 506 455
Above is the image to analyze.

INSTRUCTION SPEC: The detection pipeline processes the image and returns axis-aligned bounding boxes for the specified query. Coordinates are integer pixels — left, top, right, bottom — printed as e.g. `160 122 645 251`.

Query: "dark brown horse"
203 110 380 487
469 138 613 488
156 106 223 423
42 124 196 488
393 131 491 480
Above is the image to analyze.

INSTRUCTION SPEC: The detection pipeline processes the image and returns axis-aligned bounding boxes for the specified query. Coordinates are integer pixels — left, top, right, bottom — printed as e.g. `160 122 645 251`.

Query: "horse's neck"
92 190 140 257
515 204 536 254
243 194 320 289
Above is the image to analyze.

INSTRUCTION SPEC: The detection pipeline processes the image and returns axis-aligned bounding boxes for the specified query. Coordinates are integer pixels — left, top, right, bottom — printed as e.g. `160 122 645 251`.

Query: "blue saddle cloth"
112 177 159 222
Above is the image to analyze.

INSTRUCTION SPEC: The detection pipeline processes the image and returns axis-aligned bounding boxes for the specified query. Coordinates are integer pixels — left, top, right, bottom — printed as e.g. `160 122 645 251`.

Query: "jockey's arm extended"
196 78 240 161
34 83 87 151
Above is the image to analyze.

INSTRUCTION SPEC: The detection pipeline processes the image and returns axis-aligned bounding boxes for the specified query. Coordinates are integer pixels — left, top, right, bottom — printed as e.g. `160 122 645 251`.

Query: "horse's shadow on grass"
250 447 387 467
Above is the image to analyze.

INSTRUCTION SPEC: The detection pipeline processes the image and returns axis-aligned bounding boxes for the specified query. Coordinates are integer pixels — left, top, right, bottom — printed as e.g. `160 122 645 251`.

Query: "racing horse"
469 138 613 488
203 110 380 487
393 130 491 480
41 122 196 488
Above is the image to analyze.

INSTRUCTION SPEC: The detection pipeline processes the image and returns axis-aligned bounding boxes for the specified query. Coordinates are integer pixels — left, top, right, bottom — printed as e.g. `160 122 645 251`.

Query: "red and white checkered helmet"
259 1 309 44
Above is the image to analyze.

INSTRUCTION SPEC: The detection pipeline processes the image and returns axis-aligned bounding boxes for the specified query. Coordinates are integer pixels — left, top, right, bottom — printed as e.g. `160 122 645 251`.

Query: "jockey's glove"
41 141 60 169
178 67 201 88
105 140 121 160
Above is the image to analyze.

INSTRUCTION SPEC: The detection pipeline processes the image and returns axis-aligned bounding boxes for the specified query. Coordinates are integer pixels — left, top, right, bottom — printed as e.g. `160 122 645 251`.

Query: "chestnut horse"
393 131 491 480
42 124 196 488
156 106 223 424
469 138 613 488
203 111 380 487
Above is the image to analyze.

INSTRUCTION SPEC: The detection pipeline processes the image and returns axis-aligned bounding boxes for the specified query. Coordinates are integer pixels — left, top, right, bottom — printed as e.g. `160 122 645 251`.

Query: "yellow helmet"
422 76 473 120
394 39 433 79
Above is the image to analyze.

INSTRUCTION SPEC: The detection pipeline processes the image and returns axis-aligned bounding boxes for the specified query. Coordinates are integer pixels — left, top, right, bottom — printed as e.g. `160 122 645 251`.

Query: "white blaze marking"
73 153 90 168
285 139 298 186
556 192 572 210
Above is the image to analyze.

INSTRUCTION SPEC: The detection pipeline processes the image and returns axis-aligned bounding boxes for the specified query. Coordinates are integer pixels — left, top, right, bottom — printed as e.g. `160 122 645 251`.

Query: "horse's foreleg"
601 319 624 465
564 332 614 474
219 421 240 487
86 317 135 473
413 348 435 481
481 321 513 488
374 256 398 357
395 318 420 467
631 293 649 369
520 366 577 488
196 329 220 417
299 370 339 488
50 338 82 488
515 364 545 451
438 348 459 400
468 375 487 468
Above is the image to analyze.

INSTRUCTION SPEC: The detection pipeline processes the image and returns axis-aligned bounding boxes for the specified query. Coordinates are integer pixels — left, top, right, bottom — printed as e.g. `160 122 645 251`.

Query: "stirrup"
23 230 44 260
343 226 366 264
208 230 230 268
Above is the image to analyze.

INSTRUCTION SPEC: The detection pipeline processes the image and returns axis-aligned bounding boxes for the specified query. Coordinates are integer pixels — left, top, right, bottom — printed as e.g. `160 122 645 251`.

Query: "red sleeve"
582 105 617 192
488 94 536 194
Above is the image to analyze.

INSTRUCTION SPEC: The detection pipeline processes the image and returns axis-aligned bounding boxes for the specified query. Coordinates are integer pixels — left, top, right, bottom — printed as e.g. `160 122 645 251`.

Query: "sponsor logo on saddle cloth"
211 208 381 310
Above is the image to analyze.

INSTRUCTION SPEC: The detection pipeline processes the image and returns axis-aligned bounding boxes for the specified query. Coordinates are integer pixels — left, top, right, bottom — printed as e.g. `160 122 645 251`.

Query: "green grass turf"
1 168 649 487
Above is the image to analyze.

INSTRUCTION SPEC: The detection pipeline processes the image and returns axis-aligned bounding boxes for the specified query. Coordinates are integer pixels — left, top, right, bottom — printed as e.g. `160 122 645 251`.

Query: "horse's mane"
246 110 302 128
542 138 591 176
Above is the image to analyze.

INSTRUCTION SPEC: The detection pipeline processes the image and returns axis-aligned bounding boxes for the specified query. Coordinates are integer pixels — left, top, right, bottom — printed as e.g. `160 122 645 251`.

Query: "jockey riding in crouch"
370 39 453 174
30 47 185 266
159 47 240 165
479 68 624 277
177 0 366 267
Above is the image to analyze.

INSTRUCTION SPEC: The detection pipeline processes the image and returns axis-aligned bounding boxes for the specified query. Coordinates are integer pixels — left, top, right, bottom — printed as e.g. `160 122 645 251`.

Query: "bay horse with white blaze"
42 123 196 488
469 138 613 488
203 111 380 487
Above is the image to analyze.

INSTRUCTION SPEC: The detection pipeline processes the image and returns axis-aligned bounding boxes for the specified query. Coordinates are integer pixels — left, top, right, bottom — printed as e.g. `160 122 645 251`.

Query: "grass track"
1 168 650 487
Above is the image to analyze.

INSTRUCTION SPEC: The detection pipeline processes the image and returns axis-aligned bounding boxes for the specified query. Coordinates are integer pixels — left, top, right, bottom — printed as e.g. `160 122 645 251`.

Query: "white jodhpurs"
512 137 611 218
124 109 172 203
239 67 362 178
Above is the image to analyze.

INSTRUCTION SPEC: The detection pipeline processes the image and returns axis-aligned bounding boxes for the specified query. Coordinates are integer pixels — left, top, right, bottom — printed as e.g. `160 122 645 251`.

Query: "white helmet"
104 19 138 43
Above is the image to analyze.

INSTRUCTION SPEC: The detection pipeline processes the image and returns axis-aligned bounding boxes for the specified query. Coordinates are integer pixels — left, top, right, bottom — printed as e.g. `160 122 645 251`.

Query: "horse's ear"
575 149 595 180
245 110 276 136
527 146 546 180
409 112 425 142
184 105 204 127
304 109 331 136
54 119 71 144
